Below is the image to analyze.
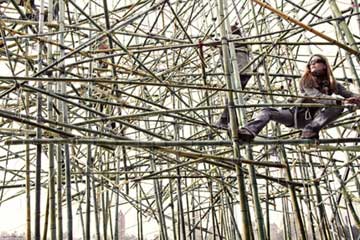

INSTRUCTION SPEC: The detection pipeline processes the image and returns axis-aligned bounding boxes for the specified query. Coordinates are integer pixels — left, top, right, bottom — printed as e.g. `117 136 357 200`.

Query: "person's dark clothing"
243 83 358 136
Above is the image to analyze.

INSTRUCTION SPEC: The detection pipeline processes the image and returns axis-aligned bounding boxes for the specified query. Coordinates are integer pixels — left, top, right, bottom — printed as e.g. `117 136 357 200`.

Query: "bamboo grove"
0 0 359 239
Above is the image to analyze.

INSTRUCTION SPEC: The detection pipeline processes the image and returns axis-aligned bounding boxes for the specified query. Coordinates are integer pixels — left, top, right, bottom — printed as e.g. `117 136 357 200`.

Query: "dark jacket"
293 83 358 128
301 83 358 105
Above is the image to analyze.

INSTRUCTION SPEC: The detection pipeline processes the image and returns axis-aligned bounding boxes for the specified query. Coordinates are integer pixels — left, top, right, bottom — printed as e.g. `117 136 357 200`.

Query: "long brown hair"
300 54 337 93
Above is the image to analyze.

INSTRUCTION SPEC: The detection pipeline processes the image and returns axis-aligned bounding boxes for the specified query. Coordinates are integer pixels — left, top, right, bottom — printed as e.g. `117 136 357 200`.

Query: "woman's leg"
243 108 294 135
302 107 343 136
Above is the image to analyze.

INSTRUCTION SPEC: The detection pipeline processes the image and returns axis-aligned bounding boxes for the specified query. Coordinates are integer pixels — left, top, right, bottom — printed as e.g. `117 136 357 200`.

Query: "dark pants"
244 107 344 135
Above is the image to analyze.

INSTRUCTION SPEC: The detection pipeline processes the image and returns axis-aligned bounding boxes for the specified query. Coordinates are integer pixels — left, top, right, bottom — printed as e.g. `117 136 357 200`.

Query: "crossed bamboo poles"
0 1 359 240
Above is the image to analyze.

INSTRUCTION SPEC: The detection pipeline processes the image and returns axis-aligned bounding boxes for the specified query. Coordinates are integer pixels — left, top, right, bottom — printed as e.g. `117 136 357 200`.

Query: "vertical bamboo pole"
191 185 197 240
56 146 63 240
47 1 56 238
252 3 307 236
279 147 307 240
306 153 331 239
184 177 192 239
333 167 360 228
265 169 270 240
247 147 267 240
298 155 317 240
168 166 177 240
176 96 186 240
217 0 252 239
71 168 85 239
137 182 144 240
226 1 266 237
85 2 93 239
171 89 186 240
114 149 120 240
24 24 32 240
42 191 50 240
100 155 107 240
85 147 92 240
35 0 46 239
59 0 73 238
92 172 101 240
25 110 31 240
176 142 186 240
150 153 169 240
207 181 218 240
282 197 290 239
354 0 360 34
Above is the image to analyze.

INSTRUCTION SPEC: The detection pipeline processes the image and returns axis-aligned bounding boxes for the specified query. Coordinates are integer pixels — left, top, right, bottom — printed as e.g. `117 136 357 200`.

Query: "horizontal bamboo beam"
5 137 360 146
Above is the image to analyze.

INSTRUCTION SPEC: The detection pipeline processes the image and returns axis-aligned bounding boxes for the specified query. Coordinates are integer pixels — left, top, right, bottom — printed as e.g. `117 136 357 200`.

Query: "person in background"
230 24 252 89
216 54 360 140
97 36 110 69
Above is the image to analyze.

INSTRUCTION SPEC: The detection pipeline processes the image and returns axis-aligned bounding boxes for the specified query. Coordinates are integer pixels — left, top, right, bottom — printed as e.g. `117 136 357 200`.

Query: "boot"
301 130 319 139
238 128 255 142
215 104 230 129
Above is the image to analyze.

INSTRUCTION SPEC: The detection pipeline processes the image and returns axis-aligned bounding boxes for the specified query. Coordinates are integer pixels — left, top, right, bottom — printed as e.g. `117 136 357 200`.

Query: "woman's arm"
336 83 360 98
302 87 338 105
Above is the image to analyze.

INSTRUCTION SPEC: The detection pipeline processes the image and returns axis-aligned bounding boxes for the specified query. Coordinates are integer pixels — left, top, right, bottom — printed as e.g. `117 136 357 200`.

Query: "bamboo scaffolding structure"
0 1 359 239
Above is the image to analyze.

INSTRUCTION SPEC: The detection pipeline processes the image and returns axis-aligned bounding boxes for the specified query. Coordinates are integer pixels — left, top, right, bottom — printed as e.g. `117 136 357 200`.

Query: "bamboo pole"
8 137 360 146
85 2 93 239
47 1 57 238
307 154 331 239
217 0 252 239
250 0 360 56
150 153 169 240
34 1 46 239
279 146 307 239
173 102 186 240
58 0 73 238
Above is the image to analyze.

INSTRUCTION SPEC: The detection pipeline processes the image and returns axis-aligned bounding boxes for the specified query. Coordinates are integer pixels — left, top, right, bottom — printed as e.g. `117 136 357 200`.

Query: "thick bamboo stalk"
85 3 93 239
59 0 72 238
217 0 252 239
307 154 331 239
328 0 359 54
22 23 32 240
279 147 307 239
47 1 57 238
34 1 46 239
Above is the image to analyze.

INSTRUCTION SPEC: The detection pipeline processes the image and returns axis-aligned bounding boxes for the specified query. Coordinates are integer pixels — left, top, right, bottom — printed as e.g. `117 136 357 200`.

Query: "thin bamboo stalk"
150 154 169 240
23 22 32 240
8 137 360 147
42 178 50 240
173 119 186 240
85 3 93 238
56 142 63 240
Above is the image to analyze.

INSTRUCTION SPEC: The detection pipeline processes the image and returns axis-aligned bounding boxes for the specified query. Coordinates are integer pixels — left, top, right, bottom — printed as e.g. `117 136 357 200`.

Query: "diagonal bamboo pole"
250 0 360 57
